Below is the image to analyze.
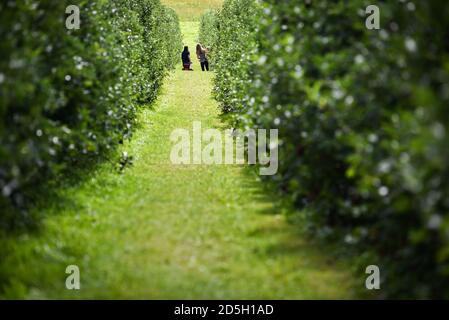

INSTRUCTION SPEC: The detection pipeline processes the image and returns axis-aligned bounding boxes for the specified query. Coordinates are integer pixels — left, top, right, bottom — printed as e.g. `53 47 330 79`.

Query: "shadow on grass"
0 147 129 237
237 165 372 298
0 147 130 298
1 106 156 236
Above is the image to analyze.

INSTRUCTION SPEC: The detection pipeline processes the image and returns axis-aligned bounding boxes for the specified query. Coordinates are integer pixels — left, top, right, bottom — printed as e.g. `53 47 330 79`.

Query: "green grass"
0 10 358 299
162 0 222 21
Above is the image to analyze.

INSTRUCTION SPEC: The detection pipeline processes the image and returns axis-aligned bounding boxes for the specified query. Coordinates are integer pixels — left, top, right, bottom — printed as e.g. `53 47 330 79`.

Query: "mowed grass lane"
0 3 357 299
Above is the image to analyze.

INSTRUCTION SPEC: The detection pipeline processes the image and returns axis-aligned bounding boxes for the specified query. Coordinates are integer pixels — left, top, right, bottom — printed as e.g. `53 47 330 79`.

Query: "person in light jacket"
196 44 209 71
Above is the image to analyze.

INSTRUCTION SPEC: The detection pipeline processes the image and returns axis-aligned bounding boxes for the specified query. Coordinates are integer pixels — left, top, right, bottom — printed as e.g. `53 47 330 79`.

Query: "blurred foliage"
0 0 182 229
204 0 449 298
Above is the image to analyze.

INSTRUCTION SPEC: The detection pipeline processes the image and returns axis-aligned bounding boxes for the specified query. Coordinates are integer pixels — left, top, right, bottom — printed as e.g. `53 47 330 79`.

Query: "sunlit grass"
162 0 222 21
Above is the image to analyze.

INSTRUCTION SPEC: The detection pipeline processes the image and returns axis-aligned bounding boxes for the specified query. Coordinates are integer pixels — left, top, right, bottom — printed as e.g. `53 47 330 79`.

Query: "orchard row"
200 0 449 298
0 1 182 227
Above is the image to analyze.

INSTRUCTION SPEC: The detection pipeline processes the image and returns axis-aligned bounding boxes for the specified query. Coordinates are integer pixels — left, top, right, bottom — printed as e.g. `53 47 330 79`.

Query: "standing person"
196 44 209 72
182 46 193 71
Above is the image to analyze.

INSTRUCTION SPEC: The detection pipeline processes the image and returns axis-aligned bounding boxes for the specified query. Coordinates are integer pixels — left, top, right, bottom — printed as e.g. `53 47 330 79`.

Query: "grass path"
0 18 357 299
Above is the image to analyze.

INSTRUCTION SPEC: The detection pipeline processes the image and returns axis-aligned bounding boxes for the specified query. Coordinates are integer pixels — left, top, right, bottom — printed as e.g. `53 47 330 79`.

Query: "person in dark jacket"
182 46 193 71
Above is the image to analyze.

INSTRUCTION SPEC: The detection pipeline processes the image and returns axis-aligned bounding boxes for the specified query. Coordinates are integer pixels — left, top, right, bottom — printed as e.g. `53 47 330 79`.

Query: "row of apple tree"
200 0 449 298
0 0 182 228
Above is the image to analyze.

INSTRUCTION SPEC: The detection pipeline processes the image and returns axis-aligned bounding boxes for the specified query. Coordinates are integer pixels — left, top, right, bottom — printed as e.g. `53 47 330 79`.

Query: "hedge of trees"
198 10 219 67
202 0 449 298
0 0 182 228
